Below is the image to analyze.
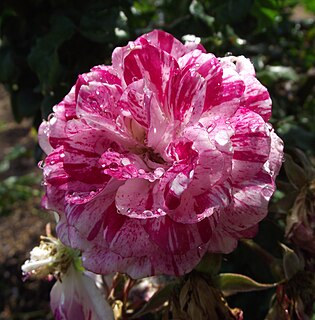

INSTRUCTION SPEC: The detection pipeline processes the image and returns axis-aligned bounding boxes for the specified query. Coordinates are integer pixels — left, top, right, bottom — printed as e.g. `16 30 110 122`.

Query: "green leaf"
303 0 315 13
280 243 303 280
11 88 41 121
214 273 277 296
0 46 19 82
195 253 222 276
131 281 177 318
79 7 124 43
284 154 308 189
27 14 75 94
189 0 214 27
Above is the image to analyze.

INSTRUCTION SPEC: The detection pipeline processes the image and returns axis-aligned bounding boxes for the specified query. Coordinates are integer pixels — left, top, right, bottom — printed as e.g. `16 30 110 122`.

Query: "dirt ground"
0 86 54 320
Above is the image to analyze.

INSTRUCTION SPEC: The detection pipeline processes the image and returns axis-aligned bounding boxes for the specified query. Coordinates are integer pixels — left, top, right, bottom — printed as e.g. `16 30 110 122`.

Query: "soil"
0 85 54 320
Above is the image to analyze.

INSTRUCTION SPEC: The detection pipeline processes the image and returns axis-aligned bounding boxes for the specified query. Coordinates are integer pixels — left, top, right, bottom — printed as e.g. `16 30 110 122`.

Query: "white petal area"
50 265 114 320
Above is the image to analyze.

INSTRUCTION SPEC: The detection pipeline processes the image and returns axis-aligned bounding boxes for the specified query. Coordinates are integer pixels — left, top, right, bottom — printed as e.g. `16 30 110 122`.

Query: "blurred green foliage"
0 0 314 319
0 173 41 216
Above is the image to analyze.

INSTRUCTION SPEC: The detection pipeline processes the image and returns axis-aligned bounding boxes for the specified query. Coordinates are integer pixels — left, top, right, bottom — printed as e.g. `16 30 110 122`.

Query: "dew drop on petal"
121 158 131 166
154 167 165 178
143 210 153 217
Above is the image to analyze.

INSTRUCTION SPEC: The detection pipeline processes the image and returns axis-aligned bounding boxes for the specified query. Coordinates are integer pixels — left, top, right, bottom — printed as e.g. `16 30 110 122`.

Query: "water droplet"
154 167 165 178
122 172 132 179
50 160 55 165
60 153 65 158
225 120 231 125
147 173 155 182
143 210 153 217
121 158 131 166
138 169 145 175
43 126 50 135
132 76 138 82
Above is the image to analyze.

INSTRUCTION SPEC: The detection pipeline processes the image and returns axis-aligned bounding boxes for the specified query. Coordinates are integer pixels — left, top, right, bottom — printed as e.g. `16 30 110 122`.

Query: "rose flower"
39 30 283 278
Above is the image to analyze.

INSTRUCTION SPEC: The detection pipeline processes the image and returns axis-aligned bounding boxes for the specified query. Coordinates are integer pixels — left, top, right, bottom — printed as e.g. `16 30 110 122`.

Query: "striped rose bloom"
39 30 283 278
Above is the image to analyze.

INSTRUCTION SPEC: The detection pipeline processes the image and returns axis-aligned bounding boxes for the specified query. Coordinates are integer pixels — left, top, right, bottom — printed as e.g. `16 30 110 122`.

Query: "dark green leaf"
214 273 277 296
195 253 222 276
284 154 308 188
79 7 122 43
189 0 214 27
131 281 177 318
280 244 303 280
27 15 75 93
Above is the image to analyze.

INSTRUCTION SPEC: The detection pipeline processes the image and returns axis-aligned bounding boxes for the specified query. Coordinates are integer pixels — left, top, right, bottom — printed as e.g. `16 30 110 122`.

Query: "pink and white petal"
161 139 198 210
220 55 255 77
50 265 114 320
148 243 208 276
82 246 153 278
140 29 191 59
115 178 166 218
123 44 179 108
230 107 271 183
82 241 208 278
263 126 284 178
38 120 54 155
146 94 176 159
119 79 149 128
234 56 256 76
207 227 238 254
178 52 244 117
76 81 123 119
176 51 237 117
63 180 123 243
52 86 77 121
100 150 148 180
168 64 207 125
104 216 156 257
182 125 233 191
203 62 244 117
220 56 271 120
223 171 275 236
168 180 231 223
241 76 271 121
89 65 121 86
60 121 114 184
143 215 214 254
184 39 206 53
